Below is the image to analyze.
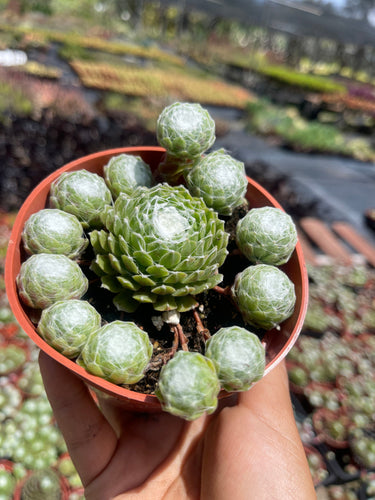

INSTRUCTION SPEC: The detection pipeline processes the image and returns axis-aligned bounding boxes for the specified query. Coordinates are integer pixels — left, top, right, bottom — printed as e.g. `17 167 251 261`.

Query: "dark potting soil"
0 110 157 213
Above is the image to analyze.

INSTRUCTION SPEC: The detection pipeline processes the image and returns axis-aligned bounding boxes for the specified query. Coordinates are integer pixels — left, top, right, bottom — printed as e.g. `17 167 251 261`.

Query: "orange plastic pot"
5 146 309 412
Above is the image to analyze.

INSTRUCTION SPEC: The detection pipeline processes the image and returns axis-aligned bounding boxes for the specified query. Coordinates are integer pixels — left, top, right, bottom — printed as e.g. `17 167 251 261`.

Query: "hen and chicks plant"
16 101 298 420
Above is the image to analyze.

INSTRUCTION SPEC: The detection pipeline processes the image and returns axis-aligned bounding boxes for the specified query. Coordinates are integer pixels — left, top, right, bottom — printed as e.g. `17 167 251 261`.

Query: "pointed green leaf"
113 292 139 313
132 291 157 303
99 230 110 252
117 276 140 291
96 255 116 275
151 284 176 295
159 250 182 268
133 275 157 287
101 275 123 292
133 250 154 267
118 234 129 254
153 296 177 311
175 295 198 312
164 271 188 284
121 255 139 274
146 264 169 278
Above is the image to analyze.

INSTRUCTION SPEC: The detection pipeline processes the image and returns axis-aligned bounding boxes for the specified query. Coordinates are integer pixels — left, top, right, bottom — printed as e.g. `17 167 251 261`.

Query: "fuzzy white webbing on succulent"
89 183 229 313
156 102 216 184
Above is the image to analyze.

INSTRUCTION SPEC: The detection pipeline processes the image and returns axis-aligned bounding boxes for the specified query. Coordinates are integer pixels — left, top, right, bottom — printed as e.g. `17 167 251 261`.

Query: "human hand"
39 351 316 500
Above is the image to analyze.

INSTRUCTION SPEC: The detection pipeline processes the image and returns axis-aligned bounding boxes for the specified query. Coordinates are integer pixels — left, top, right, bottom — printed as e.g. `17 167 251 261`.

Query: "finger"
201 361 316 499
238 359 294 419
38 351 118 487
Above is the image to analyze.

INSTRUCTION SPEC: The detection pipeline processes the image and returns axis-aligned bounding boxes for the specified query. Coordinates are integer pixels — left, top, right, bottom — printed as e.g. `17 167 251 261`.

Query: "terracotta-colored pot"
5 147 309 412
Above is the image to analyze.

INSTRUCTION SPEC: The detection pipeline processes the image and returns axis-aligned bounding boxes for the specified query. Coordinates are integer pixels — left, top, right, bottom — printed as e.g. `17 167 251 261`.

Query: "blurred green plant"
246 99 375 161
0 80 33 122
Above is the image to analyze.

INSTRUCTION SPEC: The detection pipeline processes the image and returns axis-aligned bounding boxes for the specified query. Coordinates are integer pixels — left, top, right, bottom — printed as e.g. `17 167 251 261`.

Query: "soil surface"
0 110 157 212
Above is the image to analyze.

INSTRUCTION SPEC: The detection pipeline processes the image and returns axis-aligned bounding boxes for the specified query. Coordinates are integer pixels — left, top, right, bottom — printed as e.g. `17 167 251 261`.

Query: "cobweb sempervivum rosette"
186 149 248 215
89 183 229 313
156 102 216 184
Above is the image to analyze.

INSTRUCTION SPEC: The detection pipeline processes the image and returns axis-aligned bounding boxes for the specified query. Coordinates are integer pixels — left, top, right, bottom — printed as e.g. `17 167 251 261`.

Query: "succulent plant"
103 153 154 198
186 149 248 215
37 300 101 358
236 207 298 265
232 264 296 330
49 169 113 229
20 469 62 500
0 467 16 498
78 321 153 384
90 183 228 313
0 344 27 375
155 351 220 420
205 326 265 391
21 208 88 259
156 102 216 183
16 254 88 309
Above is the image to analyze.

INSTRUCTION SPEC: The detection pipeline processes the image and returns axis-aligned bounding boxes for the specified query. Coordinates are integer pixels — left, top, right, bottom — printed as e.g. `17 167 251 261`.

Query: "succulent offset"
186 149 248 215
21 208 88 259
156 102 216 183
205 326 266 391
78 321 153 384
49 169 112 229
16 253 88 309
37 300 102 358
103 153 154 198
90 183 229 312
232 264 296 330
236 207 298 265
155 351 220 420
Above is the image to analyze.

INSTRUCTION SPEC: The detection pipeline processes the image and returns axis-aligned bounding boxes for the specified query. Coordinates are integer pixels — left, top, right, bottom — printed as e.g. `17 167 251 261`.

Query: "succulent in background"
0 344 28 375
155 351 220 420
78 321 153 385
103 153 154 198
0 467 16 499
37 300 102 358
232 264 296 330
21 209 88 259
49 169 112 229
156 102 216 183
186 149 248 215
16 254 88 309
236 207 298 265
90 183 228 313
19 469 62 500
205 326 265 391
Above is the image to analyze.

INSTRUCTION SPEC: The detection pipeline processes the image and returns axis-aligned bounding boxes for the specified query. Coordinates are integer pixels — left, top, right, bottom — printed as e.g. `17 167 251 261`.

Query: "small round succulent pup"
205 326 265 391
37 300 101 358
155 351 220 420
90 183 228 313
16 254 89 309
49 169 113 229
232 264 296 330
156 102 216 183
186 149 248 215
21 208 88 259
78 321 153 385
103 153 154 198
20 469 62 500
236 207 298 265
